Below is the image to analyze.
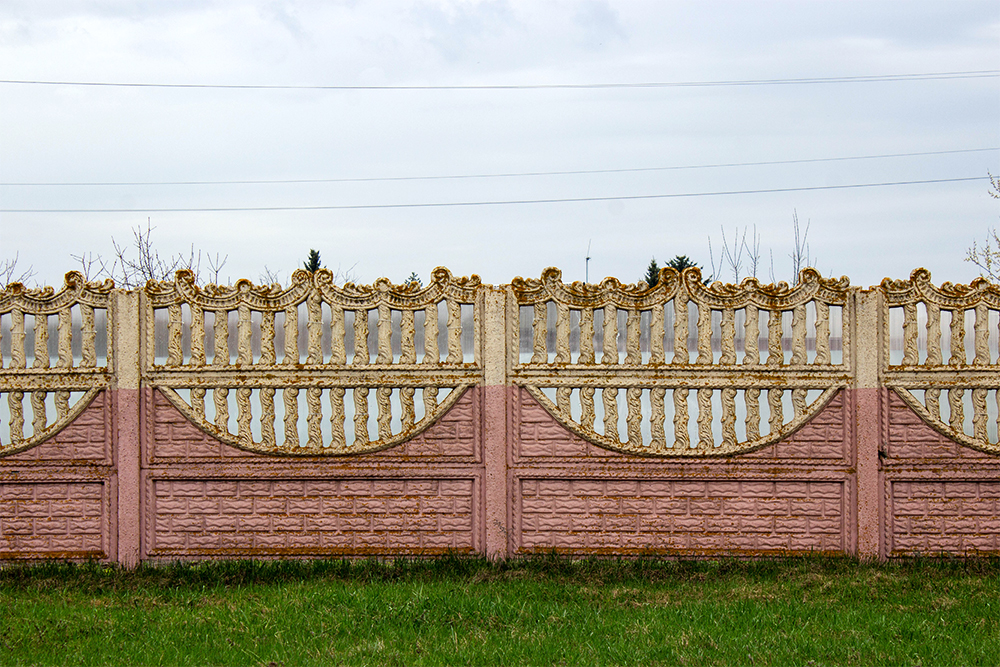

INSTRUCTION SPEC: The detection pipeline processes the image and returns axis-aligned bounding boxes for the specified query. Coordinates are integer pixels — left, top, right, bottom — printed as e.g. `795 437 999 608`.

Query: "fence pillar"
112 290 142 567
482 286 509 558
854 288 883 559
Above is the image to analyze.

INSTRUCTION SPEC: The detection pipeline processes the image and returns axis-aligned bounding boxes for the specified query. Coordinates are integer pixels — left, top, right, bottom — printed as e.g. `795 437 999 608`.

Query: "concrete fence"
1 266 999 564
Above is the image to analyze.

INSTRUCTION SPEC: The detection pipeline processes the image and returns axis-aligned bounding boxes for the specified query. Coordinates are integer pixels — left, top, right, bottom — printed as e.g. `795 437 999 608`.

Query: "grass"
0 554 997 666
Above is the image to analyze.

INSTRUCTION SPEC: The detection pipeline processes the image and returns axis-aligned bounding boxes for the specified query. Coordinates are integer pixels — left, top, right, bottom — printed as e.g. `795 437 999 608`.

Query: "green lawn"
0 555 997 666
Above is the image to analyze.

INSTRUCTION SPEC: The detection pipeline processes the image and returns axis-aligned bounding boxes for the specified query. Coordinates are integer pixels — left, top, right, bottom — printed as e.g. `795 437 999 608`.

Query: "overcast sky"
1 0 998 289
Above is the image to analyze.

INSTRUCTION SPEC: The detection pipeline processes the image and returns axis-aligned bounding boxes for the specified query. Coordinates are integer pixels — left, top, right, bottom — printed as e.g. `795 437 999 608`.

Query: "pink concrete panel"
515 477 846 555
145 477 478 557
6 391 110 463
0 482 107 558
889 480 1000 555
744 391 849 461
885 390 991 460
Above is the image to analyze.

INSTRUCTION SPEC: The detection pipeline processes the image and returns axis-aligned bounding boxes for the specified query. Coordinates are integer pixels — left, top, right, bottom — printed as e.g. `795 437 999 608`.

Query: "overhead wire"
2 147 997 187
1 176 989 213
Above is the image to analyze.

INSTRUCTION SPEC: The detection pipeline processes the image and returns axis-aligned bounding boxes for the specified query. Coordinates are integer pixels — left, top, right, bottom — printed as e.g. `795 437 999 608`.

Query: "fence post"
482 285 509 558
112 289 142 566
854 288 883 559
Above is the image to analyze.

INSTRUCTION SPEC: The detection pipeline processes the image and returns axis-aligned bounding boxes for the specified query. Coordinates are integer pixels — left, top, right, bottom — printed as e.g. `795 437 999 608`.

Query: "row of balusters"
2 390 83 442
0 308 107 369
894 304 1000 366
912 388 1000 443
155 299 470 367
523 300 841 366
180 385 453 450
540 385 824 450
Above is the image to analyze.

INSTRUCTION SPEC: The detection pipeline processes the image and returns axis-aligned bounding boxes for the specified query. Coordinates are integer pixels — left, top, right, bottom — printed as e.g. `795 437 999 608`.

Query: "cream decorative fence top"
2 266 1000 459
0 272 113 454
144 267 481 455
511 266 852 456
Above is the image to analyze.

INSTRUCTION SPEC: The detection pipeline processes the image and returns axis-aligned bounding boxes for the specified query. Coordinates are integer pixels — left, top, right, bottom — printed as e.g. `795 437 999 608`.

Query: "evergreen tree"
644 258 660 288
405 271 422 288
303 249 322 272
666 255 699 272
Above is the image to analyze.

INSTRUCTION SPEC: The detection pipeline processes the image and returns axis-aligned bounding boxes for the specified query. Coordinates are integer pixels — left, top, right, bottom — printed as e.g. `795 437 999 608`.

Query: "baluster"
258 310 275 365
353 387 369 446
995 391 1000 443
556 303 571 363
948 388 964 432
212 310 229 366
214 387 229 431
650 305 665 364
672 295 688 364
81 305 96 367
650 387 667 452
307 387 323 447
602 387 618 440
284 387 299 448
926 388 941 421
307 294 323 364
556 386 571 415
376 304 392 364
973 388 988 442
949 309 966 366
626 387 642 447
446 299 462 364
721 387 737 447
531 303 547 364
10 309 25 368
167 304 183 366
720 309 735 365
400 386 416 431
974 305 989 366
8 391 24 442
743 306 759 366
792 388 807 419
353 309 369 365
191 307 206 366
329 306 345 364
579 309 595 364
191 387 206 419
697 388 712 448
926 304 941 365
696 305 711 364
57 308 72 368
284 306 298 365
901 302 918 365
55 390 70 420
580 386 595 430
236 387 252 447
816 302 831 365
791 304 807 365
329 387 346 451
768 388 783 434
376 387 392 440
673 388 690 448
400 310 416 364
602 305 618 364
625 309 641 364
260 387 276 448
237 304 252 366
423 303 439 364
422 386 438 417
33 314 49 369
31 391 46 435
767 310 783 366
745 388 761 440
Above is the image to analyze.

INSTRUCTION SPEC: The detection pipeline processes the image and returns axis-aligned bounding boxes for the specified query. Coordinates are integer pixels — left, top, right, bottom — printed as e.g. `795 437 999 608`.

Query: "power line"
1 70 997 91
3 147 996 187
1 176 988 213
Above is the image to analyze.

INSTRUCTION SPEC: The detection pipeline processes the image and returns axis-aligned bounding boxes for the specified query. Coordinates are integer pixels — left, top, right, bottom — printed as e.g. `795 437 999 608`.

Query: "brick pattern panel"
0 482 106 558
517 389 847 461
886 390 990 460
148 478 476 556
150 389 477 459
517 479 845 554
891 481 1000 554
7 392 109 462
